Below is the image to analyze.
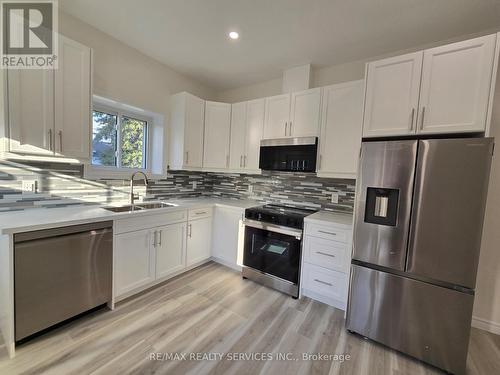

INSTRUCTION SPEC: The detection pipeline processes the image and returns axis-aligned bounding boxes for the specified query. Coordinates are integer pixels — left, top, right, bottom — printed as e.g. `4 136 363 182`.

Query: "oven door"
243 219 302 284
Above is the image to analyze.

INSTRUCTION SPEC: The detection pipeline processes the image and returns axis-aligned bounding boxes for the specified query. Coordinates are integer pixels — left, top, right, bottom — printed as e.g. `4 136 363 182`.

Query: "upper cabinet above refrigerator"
362 34 498 138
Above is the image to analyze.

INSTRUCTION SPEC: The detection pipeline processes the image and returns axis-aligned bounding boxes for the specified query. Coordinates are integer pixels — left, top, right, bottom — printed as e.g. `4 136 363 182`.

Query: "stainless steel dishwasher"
14 221 113 342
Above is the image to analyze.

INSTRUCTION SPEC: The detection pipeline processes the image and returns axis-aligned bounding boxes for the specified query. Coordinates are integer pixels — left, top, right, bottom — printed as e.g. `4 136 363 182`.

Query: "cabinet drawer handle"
314 279 333 287
195 211 207 215
318 230 337 236
316 251 336 258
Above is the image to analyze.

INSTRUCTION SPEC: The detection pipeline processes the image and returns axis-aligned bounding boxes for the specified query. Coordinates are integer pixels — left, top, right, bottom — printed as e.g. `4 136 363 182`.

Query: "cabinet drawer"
302 263 348 302
304 236 349 272
115 210 187 234
188 206 213 220
306 223 348 243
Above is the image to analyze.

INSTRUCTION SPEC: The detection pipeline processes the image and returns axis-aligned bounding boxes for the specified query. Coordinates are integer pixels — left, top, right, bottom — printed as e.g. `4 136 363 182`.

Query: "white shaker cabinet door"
55 36 91 159
417 34 496 134
319 80 364 179
229 101 247 170
244 98 265 170
114 229 155 297
186 217 212 266
363 52 423 137
7 69 55 155
211 206 244 267
155 222 186 280
203 101 231 169
263 94 290 139
290 87 321 137
184 93 205 168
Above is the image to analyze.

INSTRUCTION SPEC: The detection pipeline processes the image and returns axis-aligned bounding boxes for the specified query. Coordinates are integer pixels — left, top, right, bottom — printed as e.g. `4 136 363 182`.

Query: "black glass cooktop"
245 204 317 229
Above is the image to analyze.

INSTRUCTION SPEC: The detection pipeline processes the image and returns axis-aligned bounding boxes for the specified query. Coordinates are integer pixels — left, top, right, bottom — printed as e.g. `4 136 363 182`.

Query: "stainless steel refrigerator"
346 137 494 375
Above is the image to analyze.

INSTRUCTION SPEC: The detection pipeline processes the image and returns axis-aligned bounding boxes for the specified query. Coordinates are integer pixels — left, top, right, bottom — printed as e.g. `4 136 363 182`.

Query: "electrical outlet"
192 181 197 190
22 180 37 193
331 192 339 204
248 184 253 194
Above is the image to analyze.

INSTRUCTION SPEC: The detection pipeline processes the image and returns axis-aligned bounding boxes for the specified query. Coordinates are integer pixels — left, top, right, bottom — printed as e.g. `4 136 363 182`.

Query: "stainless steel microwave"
259 137 318 172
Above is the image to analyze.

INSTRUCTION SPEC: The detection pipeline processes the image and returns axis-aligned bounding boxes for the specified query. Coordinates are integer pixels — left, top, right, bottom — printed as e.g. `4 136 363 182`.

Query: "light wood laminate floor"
0 262 499 375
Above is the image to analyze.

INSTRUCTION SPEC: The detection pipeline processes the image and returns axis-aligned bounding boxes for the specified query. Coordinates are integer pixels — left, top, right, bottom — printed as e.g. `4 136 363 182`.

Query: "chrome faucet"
130 171 149 206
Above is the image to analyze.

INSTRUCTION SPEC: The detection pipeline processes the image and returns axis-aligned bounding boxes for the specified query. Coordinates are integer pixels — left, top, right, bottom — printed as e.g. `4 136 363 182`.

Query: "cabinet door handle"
318 154 322 170
226 155 229 168
284 122 288 136
289 121 292 136
318 230 337 236
188 224 192 238
158 230 162 246
314 279 333 287
185 151 189 164
153 230 157 247
244 155 247 168
48 129 53 151
409 108 415 131
420 106 426 130
316 251 336 258
58 130 63 152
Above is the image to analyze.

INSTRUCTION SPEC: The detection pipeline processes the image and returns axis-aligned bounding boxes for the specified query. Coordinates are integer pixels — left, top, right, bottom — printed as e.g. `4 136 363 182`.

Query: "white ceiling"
60 0 500 91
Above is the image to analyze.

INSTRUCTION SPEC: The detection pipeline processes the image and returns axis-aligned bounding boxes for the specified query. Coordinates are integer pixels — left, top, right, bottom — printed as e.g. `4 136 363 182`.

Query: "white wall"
473 63 500 334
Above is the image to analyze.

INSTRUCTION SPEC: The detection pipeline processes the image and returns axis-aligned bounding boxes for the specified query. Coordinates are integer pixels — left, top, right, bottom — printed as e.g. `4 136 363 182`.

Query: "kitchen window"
92 109 148 169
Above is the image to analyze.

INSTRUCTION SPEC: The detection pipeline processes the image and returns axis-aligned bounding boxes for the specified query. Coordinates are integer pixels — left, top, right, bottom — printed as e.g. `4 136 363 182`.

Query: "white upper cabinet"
7 69 55 155
169 92 205 170
244 98 265 170
363 33 498 138
290 88 322 137
203 101 231 169
229 102 247 170
263 93 290 139
229 98 265 172
7 35 91 159
417 35 496 134
318 80 364 179
363 52 423 138
55 36 91 159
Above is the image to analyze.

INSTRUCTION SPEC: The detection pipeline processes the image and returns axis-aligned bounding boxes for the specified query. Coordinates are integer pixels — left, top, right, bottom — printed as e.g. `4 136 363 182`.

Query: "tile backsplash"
0 160 356 213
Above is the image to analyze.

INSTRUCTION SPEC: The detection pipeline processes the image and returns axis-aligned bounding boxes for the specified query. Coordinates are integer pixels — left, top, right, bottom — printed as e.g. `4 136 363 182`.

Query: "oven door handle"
243 219 302 240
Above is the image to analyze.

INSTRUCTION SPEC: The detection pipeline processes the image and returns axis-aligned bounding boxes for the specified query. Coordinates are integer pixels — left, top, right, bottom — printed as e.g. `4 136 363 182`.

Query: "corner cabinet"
203 101 231 170
6 35 92 159
363 34 498 138
318 80 364 179
229 98 265 172
169 92 205 170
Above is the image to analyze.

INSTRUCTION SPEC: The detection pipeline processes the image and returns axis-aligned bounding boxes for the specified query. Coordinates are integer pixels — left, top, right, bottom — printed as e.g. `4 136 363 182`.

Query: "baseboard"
471 316 500 335
211 257 242 272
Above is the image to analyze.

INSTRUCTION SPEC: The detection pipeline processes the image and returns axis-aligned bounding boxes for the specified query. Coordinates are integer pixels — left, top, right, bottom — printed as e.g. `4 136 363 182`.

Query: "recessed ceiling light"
229 31 239 40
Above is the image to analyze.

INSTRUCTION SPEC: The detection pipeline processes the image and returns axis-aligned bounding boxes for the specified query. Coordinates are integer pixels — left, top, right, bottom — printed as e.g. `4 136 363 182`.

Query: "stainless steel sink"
103 202 176 213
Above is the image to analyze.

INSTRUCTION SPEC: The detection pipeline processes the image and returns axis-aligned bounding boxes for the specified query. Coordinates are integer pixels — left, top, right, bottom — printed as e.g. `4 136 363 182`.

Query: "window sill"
83 164 161 180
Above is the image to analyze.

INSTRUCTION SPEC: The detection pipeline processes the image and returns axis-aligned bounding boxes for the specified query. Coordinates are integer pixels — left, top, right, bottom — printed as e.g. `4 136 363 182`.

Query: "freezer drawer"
346 264 473 375
14 222 113 341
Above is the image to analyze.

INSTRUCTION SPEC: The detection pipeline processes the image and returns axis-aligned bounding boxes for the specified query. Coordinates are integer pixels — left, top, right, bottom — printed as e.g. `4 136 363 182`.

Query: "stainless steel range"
242 205 317 297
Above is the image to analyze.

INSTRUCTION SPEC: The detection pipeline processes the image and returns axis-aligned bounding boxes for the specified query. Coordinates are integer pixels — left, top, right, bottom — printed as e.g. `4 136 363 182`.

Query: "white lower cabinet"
301 219 352 310
114 228 155 297
211 206 244 269
155 222 186 280
187 216 212 266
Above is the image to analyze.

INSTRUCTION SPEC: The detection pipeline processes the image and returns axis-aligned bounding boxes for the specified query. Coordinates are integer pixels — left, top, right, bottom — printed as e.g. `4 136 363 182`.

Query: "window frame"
87 101 153 179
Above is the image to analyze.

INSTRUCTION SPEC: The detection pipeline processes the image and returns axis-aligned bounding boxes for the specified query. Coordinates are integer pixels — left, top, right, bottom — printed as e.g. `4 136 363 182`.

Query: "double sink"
104 202 176 213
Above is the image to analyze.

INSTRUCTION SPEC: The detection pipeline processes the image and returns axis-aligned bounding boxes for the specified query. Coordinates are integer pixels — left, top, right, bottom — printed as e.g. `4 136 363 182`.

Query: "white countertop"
0 198 261 235
305 210 353 228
